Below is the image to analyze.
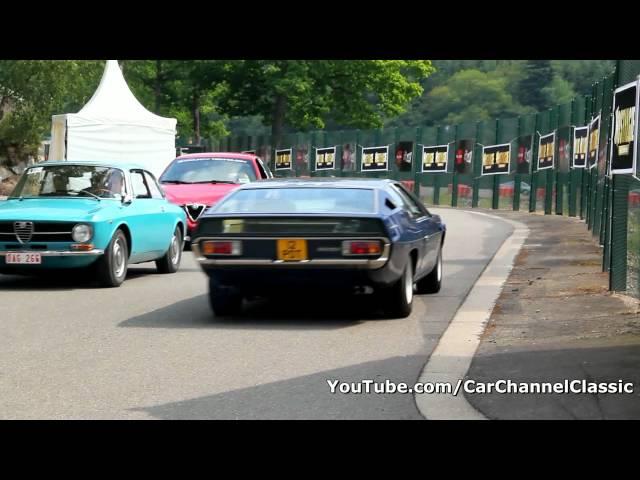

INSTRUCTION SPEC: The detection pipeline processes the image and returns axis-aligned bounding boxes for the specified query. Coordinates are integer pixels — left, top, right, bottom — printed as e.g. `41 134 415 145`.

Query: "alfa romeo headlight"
72 224 93 243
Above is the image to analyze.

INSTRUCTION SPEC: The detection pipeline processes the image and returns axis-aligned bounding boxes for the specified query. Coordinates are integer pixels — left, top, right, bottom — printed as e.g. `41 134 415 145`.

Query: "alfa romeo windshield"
10 165 126 200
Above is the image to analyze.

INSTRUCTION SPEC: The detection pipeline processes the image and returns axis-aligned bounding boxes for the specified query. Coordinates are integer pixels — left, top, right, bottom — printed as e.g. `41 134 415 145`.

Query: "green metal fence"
610 60 640 294
215 60 640 299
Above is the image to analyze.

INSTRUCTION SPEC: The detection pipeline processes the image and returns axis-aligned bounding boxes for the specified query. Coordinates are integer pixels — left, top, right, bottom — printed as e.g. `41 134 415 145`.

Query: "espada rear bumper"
191 238 391 270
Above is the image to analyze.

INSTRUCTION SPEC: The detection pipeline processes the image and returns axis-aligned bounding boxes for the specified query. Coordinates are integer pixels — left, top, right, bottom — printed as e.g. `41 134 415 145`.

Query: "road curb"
414 211 529 420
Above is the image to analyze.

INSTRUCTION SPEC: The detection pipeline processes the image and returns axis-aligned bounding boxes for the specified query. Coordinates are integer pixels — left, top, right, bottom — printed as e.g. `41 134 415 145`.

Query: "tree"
125 60 230 144
542 76 576 107
516 60 554 111
0 60 104 159
125 60 173 113
428 69 532 125
387 68 531 128
551 60 615 95
217 60 434 145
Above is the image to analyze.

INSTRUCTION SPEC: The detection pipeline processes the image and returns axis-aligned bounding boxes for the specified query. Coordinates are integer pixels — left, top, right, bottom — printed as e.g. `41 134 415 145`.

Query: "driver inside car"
52 174 68 194
85 169 125 198
104 170 125 199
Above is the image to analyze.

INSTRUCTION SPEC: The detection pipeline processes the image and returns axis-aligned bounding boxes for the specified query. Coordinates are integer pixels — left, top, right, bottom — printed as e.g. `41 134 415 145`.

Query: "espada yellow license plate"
276 239 308 261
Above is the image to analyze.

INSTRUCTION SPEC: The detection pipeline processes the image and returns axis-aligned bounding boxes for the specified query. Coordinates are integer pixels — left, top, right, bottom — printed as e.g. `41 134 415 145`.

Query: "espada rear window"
213 188 376 214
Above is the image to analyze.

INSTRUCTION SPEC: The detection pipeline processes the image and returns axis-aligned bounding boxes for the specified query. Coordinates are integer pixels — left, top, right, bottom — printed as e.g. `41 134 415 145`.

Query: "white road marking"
415 212 529 420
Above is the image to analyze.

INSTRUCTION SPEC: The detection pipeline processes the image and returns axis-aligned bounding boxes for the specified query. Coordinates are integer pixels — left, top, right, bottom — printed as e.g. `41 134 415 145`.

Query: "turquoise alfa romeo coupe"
0 161 187 287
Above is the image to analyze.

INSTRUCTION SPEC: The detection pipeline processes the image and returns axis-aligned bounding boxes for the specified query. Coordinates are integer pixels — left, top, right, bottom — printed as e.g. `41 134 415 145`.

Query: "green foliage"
542 76 576 107
0 60 103 157
516 60 554 111
0 59 618 158
124 60 230 143
386 60 613 129
389 68 532 127
551 60 615 95
218 60 434 139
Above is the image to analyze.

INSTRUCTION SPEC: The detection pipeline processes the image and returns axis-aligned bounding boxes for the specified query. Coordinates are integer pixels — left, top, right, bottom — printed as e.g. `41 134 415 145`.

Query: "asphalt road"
0 208 512 419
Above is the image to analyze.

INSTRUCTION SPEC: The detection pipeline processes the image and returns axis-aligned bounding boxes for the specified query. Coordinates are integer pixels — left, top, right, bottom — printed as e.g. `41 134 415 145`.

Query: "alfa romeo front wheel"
95 229 128 287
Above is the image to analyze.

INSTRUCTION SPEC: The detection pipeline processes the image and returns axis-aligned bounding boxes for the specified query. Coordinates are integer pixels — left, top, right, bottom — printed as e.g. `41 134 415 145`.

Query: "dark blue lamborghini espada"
190 178 446 318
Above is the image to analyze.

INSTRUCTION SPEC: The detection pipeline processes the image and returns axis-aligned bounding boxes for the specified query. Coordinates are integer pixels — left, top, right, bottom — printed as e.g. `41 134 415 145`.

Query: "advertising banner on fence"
573 127 588 168
296 144 310 175
315 147 336 170
395 141 413 172
516 135 533 174
558 127 572 173
481 143 511 175
610 80 638 175
537 132 555 170
342 143 355 172
454 139 474 174
361 146 389 172
275 148 292 170
421 145 449 172
587 115 600 169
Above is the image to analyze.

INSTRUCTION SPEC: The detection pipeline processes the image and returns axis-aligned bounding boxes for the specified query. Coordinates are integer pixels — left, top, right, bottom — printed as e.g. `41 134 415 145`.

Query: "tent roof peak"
76 60 172 127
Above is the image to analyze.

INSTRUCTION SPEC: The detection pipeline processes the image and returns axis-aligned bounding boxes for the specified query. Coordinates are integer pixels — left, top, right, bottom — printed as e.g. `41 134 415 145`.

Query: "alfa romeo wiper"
68 190 101 201
192 180 237 184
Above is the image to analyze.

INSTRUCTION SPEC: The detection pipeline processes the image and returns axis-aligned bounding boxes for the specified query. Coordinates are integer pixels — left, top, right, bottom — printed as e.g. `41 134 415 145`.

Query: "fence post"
492 118 500 209
309 131 317 175
471 122 480 208
512 117 520 211
451 125 459 207
414 126 422 196
529 114 539 212
603 70 618 271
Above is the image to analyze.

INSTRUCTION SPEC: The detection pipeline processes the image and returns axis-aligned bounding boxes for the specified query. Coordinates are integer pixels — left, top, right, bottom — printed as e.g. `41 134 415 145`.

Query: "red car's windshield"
160 158 257 184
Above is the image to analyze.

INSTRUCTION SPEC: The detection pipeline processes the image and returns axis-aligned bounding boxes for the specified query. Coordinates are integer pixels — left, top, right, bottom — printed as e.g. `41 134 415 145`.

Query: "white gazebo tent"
49 60 177 178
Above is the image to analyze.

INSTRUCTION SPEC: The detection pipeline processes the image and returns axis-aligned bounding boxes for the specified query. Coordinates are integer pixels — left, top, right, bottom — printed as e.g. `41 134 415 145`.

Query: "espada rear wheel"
208 277 243 317
416 246 442 294
382 258 414 318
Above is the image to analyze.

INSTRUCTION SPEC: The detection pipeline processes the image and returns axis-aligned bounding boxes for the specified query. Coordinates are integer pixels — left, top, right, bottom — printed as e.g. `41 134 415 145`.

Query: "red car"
159 152 273 240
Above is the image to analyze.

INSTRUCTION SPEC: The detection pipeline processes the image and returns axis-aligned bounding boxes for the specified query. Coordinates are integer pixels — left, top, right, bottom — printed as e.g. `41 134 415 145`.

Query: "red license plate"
5 252 42 264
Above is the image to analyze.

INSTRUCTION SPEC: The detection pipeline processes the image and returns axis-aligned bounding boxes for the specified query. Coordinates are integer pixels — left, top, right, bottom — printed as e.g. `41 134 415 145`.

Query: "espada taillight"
342 240 382 256
201 240 242 256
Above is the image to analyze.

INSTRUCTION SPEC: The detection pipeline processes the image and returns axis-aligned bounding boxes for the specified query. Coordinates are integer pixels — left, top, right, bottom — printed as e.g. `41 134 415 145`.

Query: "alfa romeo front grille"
14 222 33 243
0 221 74 243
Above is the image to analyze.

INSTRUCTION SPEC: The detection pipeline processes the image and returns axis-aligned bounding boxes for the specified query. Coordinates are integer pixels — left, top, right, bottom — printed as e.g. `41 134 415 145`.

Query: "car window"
131 170 151 199
11 165 125 199
397 183 431 217
390 184 425 218
104 170 126 199
66 172 93 193
255 159 268 179
256 157 273 178
144 171 164 199
385 187 405 210
214 188 375 214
